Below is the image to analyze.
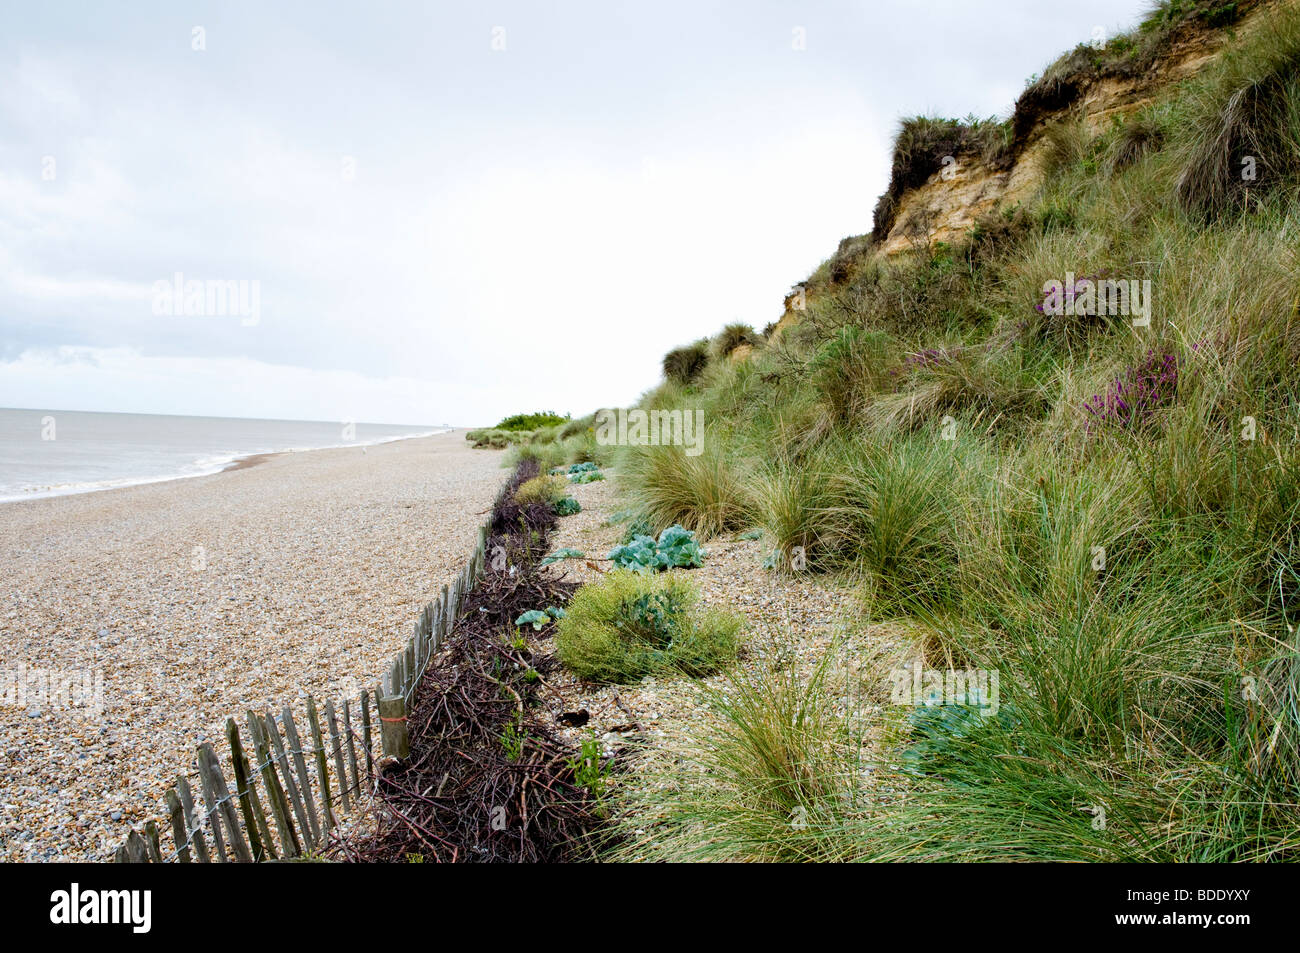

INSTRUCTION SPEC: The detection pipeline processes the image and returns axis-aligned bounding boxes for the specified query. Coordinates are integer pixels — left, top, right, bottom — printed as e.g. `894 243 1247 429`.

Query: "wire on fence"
112 517 492 863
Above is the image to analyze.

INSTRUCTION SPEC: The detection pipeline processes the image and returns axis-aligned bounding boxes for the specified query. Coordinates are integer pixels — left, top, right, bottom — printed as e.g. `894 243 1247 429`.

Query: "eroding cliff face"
876 22 1242 257
769 1 1282 338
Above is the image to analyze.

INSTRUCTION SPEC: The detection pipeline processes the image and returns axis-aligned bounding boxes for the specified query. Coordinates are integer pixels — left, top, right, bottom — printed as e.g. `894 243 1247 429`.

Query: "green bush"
556 571 741 682
514 474 566 505
494 412 569 432
555 496 582 516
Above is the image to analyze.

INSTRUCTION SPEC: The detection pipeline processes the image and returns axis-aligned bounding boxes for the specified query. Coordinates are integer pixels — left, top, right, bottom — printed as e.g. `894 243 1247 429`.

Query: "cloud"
0 346 481 424
0 1 1153 423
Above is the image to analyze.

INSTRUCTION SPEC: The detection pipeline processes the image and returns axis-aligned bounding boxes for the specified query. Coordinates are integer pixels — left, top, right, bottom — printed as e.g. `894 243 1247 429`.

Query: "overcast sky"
0 0 1149 426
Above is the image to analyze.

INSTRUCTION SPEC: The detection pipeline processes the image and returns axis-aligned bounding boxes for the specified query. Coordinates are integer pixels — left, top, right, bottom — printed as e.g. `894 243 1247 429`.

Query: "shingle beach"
0 431 504 861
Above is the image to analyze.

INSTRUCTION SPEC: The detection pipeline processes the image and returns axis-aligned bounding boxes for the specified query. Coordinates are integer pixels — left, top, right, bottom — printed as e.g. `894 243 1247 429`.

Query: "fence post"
378 693 409 760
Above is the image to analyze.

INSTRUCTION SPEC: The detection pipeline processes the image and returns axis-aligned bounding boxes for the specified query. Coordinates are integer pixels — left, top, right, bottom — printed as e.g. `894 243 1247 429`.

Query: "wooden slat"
196 748 230 862
281 707 322 845
198 742 252 862
306 696 336 833
226 718 267 862
361 689 374 788
250 714 301 858
343 698 361 800
430 603 443 650
325 699 351 812
263 709 314 851
165 787 191 863
176 776 210 863
145 820 162 863
117 828 149 863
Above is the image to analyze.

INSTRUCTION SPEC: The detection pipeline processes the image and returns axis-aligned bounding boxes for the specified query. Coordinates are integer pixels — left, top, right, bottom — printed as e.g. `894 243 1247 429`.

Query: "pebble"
0 432 504 862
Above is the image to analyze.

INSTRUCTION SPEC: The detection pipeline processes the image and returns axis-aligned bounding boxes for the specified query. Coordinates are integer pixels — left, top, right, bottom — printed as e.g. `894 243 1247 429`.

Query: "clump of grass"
1175 5 1300 219
504 439 567 472
754 439 852 572
808 326 898 429
831 438 962 611
514 474 567 506
605 650 868 862
1105 112 1167 174
620 444 755 539
555 570 741 682
467 428 534 449
712 323 760 360
662 339 711 385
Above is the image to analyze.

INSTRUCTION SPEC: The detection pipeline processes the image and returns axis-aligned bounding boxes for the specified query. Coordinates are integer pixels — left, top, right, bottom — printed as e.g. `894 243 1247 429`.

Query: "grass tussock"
601 3 1300 862
606 651 871 862
513 474 567 506
662 339 711 385
555 570 741 683
619 443 755 539
1175 6 1300 218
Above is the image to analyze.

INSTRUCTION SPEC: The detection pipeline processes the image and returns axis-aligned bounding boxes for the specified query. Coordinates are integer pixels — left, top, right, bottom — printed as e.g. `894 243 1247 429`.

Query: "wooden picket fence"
112 519 491 863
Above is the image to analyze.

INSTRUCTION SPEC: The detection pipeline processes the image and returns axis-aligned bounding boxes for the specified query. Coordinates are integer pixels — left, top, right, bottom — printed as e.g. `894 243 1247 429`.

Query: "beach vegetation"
603 4 1300 862
555 570 741 682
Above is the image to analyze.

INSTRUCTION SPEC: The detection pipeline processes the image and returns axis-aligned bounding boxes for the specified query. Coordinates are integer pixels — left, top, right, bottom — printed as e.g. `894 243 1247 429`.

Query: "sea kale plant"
608 524 706 573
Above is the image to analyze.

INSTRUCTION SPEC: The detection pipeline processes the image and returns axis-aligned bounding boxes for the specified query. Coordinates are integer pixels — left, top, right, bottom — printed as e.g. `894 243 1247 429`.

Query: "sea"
0 407 447 503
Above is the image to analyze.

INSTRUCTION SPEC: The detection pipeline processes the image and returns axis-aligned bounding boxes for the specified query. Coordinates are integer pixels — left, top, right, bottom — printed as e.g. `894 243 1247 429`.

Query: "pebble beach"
0 430 504 862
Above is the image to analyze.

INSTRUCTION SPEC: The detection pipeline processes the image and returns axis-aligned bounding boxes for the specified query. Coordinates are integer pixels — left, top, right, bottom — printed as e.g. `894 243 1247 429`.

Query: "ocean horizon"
0 407 450 503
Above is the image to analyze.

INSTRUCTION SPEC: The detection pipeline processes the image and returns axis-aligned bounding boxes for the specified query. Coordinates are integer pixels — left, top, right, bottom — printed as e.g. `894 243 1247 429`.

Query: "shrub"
555 570 741 682
514 475 567 506
495 412 569 432
1082 350 1179 432
555 496 581 516
662 339 711 385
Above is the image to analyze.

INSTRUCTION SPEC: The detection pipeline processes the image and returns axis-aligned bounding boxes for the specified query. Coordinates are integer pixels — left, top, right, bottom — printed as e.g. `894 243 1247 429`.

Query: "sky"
0 0 1151 426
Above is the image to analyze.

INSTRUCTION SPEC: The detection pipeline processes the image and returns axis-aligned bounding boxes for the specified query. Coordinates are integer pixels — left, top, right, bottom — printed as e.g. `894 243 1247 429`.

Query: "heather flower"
1083 350 1178 432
